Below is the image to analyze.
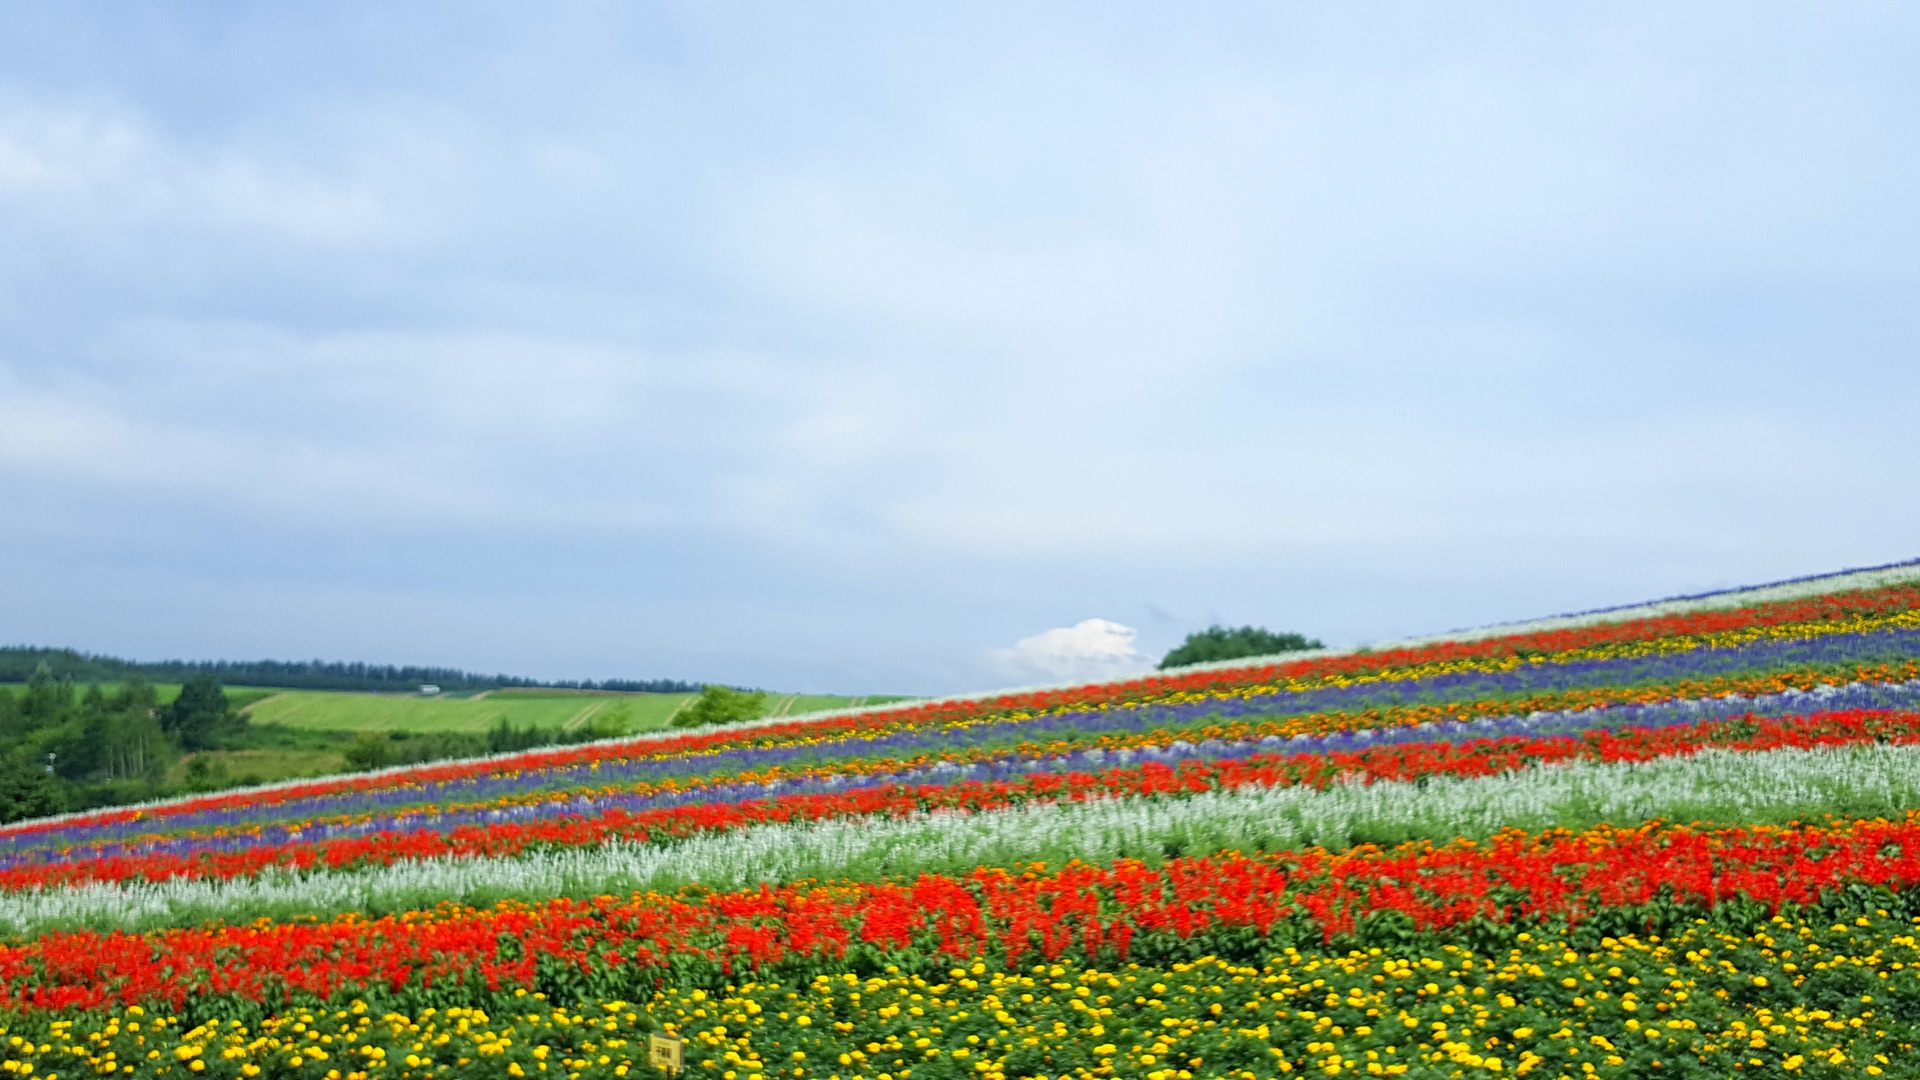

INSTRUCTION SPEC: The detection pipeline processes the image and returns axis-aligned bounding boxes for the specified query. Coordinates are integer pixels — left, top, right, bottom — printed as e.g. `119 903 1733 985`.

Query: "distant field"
244 688 903 734
3 678 905 735
758 692 908 718
5 682 285 712
243 690 687 733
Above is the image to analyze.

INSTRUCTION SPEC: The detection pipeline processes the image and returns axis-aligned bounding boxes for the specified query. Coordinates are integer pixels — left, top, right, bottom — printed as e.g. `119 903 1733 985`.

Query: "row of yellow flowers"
62 589 1920 849
4 905 1916 1080
57 655 1920 856
938 607 1920 731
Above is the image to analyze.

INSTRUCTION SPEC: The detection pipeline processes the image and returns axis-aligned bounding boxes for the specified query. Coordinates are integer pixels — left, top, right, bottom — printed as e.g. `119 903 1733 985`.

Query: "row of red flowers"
9 583 1913 842
23 654 1920 868
9 707 1919 893
7 810 1920 1012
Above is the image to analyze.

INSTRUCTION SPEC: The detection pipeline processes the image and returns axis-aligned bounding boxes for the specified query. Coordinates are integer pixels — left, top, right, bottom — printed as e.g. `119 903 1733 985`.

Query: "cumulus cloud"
0 100 461 247
3 6 1920 694
991 618 1148 684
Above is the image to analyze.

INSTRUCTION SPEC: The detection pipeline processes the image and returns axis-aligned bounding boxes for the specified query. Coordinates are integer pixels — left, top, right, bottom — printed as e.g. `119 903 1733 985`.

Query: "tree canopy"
161 673 239 750
0 646 699 695
1157 625 1324 670
673 685 768 728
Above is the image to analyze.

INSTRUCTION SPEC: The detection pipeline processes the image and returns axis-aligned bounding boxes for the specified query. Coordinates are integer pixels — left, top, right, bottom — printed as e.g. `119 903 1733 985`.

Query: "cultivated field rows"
6 575 1920 1078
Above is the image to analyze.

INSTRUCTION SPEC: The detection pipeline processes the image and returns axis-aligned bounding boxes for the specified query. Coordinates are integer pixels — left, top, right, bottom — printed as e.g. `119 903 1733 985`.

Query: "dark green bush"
1157 625 1323 669
673 685 768 728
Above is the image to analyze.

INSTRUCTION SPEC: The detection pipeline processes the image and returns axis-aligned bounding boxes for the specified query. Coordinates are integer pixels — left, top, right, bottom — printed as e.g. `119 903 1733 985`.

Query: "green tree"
46 688 106 779
1157 625 1324 670
60 678 170 782
672 685 767 728
110 677 160 716
0 759 65 823
486 718 549 754
94 709 171 782
161 674 241 751
343 732 396 771
15 662 70 732
182 754 232 792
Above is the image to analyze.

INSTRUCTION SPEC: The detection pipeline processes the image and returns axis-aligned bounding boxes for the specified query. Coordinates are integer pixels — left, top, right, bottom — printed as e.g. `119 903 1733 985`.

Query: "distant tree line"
0 665 244 822
0 646 699 695
0 661 662 822
584 678 703 693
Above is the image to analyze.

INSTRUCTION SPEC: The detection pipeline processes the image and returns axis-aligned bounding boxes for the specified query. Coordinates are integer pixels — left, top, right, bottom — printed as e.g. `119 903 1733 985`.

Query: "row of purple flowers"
7 668 1916 875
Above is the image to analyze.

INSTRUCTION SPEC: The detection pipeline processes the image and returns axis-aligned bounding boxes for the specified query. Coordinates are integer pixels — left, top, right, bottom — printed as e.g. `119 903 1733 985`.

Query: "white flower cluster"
10 742 1920 939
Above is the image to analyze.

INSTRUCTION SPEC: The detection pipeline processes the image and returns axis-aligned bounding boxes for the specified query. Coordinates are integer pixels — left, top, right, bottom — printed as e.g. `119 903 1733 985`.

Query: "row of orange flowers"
11 582 1916 842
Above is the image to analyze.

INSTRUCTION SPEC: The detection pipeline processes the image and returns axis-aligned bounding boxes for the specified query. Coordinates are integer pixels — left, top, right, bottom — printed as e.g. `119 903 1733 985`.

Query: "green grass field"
0 675 910 807
61 683 283 712
17 681 901 734
10 682 908 791
242 689 688 733
241 688 904 734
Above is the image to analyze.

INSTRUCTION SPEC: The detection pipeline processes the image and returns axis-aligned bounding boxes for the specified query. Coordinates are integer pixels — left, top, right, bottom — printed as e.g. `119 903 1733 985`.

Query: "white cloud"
991 618 1148 684
0 102 459 247
2 6 1920 693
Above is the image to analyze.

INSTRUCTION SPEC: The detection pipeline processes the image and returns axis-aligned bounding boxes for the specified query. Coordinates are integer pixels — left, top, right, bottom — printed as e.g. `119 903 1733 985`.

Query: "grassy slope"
241 688 901 735
179 690 890 786
12 681 898 734
242 690 683 734
16 683 905 791
46 683 281 711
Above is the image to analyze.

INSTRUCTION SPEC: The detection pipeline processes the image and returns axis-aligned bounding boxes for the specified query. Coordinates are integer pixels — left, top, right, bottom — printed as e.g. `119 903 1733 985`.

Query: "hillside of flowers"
7 562 1920 1079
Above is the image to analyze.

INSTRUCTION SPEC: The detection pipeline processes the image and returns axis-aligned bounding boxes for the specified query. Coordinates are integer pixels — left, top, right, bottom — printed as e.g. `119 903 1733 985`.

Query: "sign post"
648 1033 684 1075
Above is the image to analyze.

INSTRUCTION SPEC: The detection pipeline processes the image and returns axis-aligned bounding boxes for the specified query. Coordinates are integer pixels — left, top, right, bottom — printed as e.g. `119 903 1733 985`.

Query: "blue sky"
2 3 1917 694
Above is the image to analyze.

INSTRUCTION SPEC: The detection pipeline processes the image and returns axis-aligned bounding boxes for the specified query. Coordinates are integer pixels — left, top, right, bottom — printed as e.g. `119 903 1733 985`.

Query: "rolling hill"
2 558 1919 1079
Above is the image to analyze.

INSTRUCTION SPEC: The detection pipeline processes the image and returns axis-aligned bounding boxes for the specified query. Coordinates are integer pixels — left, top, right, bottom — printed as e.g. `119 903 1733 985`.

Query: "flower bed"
6 577 1920 1079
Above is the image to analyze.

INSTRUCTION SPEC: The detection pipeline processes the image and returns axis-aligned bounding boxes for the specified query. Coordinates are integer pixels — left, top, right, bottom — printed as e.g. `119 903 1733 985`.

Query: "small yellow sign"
648 1033 685 1075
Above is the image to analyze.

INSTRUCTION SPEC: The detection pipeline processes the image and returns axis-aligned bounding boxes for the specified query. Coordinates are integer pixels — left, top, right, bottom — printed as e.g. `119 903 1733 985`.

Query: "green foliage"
8 662 70 734
1157 624 1324 669
0 669 233 814
244 688 891 736
342 732 396 771
160 673 244 751
0 758 65 823
0 669 875 820
387 729 488 763
345 728 524 772
0 671 175 788
673 685 769 728
69 679 170 783
0 644 699 695
580 701 633 739
247 689 691 734
181 754 233 792
486 718 552 754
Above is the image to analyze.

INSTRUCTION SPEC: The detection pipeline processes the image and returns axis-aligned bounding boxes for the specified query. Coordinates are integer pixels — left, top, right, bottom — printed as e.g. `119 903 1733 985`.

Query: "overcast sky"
2 3 1917 694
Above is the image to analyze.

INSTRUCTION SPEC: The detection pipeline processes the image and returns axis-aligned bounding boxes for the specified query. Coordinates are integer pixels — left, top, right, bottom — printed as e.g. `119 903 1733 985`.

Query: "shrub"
160 674 243 751
343 732 395 771
1157 625 1323 669
673 685 767 728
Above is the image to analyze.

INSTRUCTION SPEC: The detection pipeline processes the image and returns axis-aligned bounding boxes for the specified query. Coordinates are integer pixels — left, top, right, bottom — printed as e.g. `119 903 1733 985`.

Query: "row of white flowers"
10 741 1919 938
20 564 1909 840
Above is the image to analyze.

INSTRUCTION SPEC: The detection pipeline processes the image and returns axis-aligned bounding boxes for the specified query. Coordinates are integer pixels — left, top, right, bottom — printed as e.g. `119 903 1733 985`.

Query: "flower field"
8 564 1920 1079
